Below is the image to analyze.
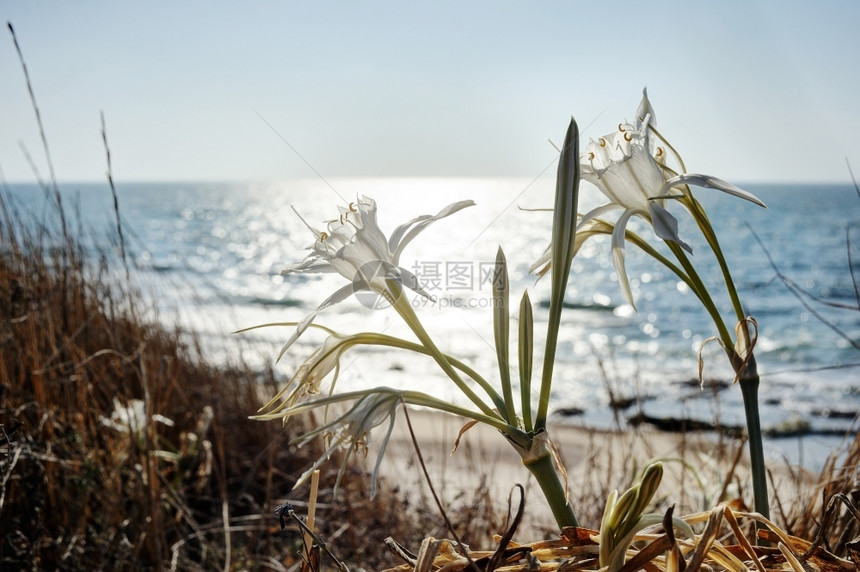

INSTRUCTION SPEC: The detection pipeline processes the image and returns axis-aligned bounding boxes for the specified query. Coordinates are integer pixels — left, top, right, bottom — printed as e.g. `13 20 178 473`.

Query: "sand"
368 407 753 536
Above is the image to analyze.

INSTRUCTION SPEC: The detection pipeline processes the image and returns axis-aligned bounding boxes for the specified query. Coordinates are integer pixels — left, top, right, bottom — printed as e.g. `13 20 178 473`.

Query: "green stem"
390 292 498 419
680 195 769 519
684 194 746 322
624 230 719 316
357 333 509 415
399 390 532 450
522 449 579 528
738 363 770 519
593 221 735 347
665 241 735 349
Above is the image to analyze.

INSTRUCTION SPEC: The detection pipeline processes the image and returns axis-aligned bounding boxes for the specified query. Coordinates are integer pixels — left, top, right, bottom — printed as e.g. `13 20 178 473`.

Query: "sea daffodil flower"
281 195 474 351
558 91 771 518
575 89 765 308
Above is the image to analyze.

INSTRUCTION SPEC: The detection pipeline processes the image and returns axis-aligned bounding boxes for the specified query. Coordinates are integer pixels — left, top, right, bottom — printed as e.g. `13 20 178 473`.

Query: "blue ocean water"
5 178 859 468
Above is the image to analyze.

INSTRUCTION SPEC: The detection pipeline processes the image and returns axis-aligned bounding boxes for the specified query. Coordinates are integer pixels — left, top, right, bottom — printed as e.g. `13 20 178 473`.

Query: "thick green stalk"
737 357 770 519
669 206 770 520
653 116 769 521
522 449 579 528
581 216 768 518
676 197 769 518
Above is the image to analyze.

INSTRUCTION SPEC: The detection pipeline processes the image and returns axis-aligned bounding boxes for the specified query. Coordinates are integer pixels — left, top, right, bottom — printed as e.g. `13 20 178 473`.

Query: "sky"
1 1 858 184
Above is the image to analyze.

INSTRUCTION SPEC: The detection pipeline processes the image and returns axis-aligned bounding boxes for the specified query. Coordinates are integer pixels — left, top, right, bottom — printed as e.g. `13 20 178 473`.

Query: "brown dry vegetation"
0 187 489 570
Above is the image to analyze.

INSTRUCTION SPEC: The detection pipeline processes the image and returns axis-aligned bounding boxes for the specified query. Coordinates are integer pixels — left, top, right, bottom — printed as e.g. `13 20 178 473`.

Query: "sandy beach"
369 408 771 537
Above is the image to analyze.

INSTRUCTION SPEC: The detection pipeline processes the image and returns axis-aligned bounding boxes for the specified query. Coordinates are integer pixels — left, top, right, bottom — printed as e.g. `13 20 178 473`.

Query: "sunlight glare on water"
5 178 860 469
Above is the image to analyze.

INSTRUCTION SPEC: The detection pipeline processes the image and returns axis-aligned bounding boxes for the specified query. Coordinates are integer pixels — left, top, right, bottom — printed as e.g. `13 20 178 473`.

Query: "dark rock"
627 412 744 438
555 406 585 417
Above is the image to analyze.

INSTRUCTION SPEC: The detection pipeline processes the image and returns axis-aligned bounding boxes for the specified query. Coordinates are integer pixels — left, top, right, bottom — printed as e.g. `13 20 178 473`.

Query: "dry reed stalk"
303 469 321 569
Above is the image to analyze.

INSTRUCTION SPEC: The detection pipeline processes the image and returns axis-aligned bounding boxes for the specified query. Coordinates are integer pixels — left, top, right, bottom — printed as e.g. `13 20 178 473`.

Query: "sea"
5 177 859 470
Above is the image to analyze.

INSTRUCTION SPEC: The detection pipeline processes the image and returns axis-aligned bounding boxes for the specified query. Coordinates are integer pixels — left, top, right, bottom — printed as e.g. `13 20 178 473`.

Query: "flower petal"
348 196 392 261
389 200 475 261
611 209 637 310
636 87 657 128
282 255 338 275
276 311 318 362
528 245 551 277
317 283 357 311
578 203 622 228
663 174 767 208
388 214 432 252
528 206 619 278
649 202 693 253
396 266 436 301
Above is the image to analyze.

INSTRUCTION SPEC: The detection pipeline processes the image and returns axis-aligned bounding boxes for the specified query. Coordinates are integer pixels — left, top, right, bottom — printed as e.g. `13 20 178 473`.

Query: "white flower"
576 89 766 307
101 398 174 436
282 195 474 350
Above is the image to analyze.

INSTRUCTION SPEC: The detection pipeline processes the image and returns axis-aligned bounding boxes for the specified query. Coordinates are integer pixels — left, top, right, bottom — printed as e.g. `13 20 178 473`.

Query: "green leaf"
492 247 515 423
608 486 639 533
518 290 534 431
536 117 580 430
631 462 663 518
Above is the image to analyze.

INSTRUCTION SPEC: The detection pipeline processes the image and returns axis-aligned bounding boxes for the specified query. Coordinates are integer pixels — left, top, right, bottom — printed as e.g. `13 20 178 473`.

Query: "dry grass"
783 429 860 557
381 503 859 572
0 186 459 570
381 428 860 572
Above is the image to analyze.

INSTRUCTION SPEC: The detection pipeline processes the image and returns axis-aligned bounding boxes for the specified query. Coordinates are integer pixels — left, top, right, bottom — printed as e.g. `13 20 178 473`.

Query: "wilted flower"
261 329 354 414
283 389 402 496
282 195 474 350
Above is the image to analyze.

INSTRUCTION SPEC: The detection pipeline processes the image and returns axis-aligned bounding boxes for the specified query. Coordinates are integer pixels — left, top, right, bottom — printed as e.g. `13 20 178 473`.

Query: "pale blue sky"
1 1 858 183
